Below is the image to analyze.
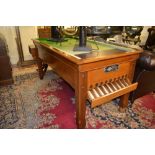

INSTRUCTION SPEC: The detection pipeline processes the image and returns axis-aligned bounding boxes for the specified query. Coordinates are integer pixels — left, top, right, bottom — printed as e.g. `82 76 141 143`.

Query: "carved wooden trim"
15 26 35 66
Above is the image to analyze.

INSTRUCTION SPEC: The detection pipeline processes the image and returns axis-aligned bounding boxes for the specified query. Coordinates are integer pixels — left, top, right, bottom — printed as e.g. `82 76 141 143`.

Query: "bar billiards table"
30 37 143 128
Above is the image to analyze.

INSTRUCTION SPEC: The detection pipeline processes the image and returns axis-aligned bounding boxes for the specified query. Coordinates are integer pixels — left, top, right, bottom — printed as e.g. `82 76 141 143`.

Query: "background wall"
19 26 38 60
0 26 38 65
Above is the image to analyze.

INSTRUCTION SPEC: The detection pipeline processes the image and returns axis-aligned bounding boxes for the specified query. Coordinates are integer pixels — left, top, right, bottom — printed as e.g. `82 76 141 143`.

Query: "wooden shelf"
87 78 138 108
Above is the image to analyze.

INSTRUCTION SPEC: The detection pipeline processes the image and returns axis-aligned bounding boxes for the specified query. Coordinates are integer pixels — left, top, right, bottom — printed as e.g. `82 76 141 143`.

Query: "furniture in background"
130 27 155 102
122 26 143 45
0 33 13 86
87 26 123 41
143 27 155 51
130 51 155 102
30 36 142 128
38 27 51 38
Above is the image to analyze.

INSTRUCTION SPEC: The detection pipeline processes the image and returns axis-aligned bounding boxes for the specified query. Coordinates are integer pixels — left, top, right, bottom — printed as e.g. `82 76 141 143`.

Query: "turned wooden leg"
29 46 48 79
36 58 48 79
75 72 87 129
119 93 130 112
43 63 48 73
36 58 44 79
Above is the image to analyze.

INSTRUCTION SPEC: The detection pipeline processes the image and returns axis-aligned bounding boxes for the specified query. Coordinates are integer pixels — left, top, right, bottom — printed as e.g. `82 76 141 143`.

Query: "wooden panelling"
37 44 77 89
87 62 130 88
79 54 139 72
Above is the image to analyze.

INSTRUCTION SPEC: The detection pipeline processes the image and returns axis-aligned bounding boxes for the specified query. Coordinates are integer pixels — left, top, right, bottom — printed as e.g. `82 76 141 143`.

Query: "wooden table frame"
29 40 142 128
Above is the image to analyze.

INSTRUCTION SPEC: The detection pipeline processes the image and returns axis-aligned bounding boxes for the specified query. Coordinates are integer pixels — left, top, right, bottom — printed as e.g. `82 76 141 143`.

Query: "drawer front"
87 62 130 88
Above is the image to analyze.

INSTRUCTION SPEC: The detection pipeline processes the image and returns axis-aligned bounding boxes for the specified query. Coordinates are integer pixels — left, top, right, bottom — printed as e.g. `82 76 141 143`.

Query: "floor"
1 64 154 129
12 65 37 76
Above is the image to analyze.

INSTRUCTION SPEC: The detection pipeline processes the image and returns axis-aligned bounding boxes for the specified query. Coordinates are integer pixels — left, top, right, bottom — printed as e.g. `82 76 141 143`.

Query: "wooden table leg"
75 72 87 129
119 93 130 112
36 58 44 79
36 58 48 80
76 94 86 129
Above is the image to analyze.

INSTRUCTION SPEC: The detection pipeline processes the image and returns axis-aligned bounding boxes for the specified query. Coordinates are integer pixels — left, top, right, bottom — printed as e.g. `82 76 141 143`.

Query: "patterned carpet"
0 68 155 129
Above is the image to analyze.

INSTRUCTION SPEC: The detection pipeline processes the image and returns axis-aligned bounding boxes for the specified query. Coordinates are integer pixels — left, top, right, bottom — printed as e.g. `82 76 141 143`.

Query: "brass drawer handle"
104 64 119 73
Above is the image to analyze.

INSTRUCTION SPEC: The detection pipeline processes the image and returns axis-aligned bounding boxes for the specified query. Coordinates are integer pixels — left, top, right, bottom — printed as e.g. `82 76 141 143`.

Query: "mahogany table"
30 37 143 128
